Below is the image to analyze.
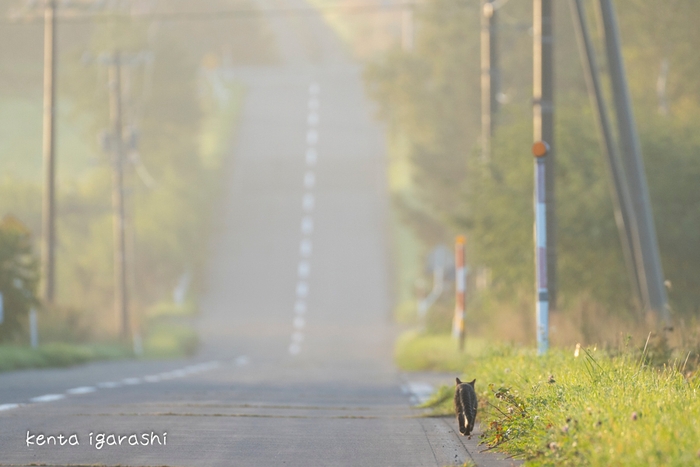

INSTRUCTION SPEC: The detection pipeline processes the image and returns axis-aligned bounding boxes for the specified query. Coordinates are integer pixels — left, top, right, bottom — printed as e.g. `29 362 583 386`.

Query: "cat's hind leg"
465 416 474 436
457 412 466 435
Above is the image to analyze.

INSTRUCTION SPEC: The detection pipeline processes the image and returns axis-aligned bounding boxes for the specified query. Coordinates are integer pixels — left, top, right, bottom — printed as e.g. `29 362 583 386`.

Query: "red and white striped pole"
533 141 549 354
452 235 467 351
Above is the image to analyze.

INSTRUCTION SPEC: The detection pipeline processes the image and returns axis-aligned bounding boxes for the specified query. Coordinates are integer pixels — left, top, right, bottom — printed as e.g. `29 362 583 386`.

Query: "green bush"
0 216 39 342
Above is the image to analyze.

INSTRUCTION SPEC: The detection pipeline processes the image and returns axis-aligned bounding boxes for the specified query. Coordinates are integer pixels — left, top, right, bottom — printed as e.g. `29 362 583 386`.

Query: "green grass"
142 322 199 359
395 330 488 372
399 331 700 466
0 343 132 372
0 326 199 372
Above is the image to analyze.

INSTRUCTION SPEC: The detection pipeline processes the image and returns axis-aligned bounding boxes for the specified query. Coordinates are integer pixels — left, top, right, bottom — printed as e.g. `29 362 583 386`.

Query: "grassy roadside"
0 343 133 373
141 320 199 359
398 331 700 466
395 330 489 371
0 327 201 373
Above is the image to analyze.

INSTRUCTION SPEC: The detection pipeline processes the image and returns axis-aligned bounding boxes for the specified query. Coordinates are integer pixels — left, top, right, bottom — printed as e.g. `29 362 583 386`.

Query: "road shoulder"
402 372 523 467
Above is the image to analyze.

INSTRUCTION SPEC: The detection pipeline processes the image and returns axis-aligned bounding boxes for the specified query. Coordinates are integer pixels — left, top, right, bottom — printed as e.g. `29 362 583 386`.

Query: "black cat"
454 377 477 437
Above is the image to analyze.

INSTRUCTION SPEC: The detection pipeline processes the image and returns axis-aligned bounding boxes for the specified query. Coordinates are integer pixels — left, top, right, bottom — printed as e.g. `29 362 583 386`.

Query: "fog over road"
0 2 518 465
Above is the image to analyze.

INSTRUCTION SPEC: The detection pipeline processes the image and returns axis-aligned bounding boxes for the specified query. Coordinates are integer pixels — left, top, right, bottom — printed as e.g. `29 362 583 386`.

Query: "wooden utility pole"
41 0 57 305
108 52 130 340
480 0 498 163
533 0 556 310
11 0 111 309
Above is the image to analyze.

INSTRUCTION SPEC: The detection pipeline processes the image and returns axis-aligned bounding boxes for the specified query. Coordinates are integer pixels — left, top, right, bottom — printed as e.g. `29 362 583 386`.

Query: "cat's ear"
468 379 476 387
455 377 462 385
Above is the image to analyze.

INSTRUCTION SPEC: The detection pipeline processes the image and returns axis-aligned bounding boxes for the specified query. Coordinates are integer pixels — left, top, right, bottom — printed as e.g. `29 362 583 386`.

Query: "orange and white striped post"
452 235 467 351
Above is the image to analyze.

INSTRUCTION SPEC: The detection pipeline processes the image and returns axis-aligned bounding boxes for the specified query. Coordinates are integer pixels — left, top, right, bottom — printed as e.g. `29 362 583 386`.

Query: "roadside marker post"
533 141 549 355
452 236 467 351
29 308 38 348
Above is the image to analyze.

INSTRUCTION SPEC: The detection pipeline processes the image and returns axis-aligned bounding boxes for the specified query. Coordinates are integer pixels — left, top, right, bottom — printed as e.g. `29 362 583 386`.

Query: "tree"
365 0 700 337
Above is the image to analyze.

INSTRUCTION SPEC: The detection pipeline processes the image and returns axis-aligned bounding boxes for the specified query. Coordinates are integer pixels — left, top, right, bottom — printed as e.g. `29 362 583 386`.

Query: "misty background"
0 0 699 353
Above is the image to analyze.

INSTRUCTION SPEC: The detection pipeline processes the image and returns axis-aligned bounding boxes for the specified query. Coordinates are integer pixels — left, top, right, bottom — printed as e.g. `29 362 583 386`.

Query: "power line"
2 1 472 24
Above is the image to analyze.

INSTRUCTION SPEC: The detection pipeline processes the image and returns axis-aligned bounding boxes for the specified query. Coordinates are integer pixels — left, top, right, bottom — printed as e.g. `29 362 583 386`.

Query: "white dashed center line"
304 171 316 189
306 129 318 145
30 394 65 403
289 81 321 357
66 386 96 395
299 239 313 257
302 193 315 212
306 148 317 166
97 381 121 389
301 216 314 234
235 355 250 367
121 377 141 385
296 281 309 298
298 260 310 278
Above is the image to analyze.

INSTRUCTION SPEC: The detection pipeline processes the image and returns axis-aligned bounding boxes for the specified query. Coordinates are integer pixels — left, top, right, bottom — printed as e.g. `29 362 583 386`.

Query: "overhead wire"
1 0 474 24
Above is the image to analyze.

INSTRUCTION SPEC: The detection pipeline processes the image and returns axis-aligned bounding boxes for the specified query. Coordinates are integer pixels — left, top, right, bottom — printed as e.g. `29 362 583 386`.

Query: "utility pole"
41 0 57 305
90 50 151 341
107 52 130 340
480 0 498 163
11 0 111 308
598 0 669 323
533 0 556 310
570 0 644 309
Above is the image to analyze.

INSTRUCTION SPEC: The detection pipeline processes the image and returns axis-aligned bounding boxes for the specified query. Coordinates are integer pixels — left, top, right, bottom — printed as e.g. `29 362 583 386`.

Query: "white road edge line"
403 382 435 406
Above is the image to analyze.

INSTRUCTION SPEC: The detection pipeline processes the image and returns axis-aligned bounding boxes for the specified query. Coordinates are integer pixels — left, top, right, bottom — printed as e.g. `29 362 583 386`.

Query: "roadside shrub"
0 215 39 342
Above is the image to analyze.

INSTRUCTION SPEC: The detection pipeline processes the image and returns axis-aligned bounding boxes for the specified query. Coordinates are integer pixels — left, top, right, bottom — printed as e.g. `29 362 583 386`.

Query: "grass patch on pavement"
398 331 700 466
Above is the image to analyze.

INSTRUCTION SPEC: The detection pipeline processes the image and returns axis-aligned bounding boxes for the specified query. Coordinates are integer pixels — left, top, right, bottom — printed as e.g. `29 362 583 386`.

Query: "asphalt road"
0 2 520 466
